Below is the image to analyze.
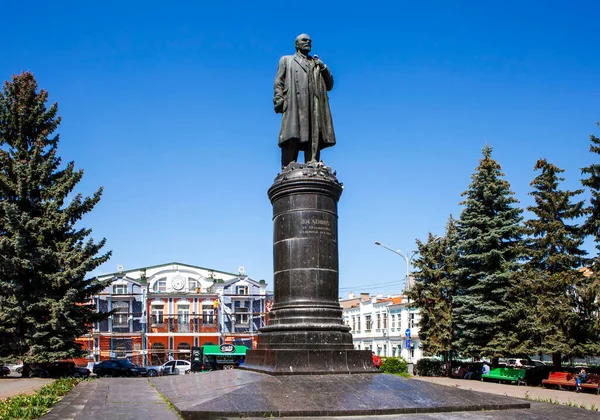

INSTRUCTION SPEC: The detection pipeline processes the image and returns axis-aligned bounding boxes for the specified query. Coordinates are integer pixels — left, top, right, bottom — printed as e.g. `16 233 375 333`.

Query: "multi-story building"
341 292 423 363
212 276 268 348
81 262 268 366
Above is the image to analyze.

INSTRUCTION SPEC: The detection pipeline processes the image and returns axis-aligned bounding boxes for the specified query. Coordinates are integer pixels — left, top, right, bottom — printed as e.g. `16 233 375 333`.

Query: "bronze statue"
274 34 336 167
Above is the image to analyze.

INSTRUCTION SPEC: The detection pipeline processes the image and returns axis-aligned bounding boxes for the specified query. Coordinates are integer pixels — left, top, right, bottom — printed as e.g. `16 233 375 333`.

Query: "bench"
542 372 600 394
481 368 526 385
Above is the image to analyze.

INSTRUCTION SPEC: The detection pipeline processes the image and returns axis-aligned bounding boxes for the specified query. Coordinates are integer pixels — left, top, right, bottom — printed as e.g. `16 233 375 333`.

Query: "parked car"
93 359 147 377
13 364 23 374
0 364 10 377
146 360 191 377
27 361 90 378
505 358 529 367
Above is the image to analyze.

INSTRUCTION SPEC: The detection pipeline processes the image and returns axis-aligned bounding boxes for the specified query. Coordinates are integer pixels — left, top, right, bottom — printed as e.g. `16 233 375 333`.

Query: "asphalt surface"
0 373 54 400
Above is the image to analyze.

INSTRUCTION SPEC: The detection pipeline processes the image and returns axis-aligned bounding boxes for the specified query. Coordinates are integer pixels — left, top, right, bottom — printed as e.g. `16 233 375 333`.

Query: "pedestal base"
150 370 533 419
241 349 377 375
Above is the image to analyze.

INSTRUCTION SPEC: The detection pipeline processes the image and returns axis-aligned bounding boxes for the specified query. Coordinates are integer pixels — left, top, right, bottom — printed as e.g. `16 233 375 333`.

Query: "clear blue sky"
3 1 599 296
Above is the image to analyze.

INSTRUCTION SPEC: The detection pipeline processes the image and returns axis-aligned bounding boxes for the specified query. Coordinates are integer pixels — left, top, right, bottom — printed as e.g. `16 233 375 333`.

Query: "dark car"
93 359 147 377
0 364 10 377
27 361 90 378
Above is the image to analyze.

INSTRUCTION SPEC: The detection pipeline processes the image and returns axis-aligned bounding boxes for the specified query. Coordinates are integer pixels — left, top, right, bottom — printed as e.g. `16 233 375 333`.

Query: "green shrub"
0 377 80 420
415 358 445 376
380 357 408 375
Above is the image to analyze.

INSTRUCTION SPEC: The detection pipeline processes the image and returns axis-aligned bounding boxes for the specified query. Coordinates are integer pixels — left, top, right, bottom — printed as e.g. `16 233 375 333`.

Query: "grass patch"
523 390 598 411
147 380 182 419
0 377 80 420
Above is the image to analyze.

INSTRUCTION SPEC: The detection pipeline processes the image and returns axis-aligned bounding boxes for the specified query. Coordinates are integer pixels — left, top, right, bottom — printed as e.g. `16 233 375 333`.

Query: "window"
391 314 396 329
178 306 190 332
352 316 356 332
112 301 129 327
365 315 372 331
236 285 248 295
151 305 164 325
153 278 167 292
113 284 128 294
189 279 198 291
235 307 249 324
177 343 191 361
382 313 387 329
202 304 214 324
357 316 361 332
376 313 381 330
151 343 165 365
410 313 415 328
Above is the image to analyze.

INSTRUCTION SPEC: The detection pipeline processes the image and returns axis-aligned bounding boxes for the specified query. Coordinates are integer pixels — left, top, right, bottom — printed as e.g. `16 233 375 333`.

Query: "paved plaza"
47 375 600 419
0 373 597 419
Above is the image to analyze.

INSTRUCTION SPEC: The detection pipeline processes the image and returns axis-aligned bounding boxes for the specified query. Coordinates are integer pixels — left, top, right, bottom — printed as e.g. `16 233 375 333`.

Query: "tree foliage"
410 218 458 364
0 72 111 362
452 145 524 358
579 123 600 352
512 159 588 365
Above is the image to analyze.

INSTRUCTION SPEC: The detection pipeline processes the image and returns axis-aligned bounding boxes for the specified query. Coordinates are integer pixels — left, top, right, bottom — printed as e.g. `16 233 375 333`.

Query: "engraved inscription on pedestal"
300 217 332 236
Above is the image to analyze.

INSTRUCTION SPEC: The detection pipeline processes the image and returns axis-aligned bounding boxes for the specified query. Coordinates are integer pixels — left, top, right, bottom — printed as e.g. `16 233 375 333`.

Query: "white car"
146 360 191 377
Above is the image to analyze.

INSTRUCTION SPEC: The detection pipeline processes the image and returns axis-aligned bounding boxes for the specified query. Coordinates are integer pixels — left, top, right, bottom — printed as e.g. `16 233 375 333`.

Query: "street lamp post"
373 241 417 294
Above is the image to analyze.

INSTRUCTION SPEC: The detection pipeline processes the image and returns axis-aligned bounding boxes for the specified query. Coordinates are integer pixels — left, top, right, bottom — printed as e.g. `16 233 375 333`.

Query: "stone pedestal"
243 163 376 374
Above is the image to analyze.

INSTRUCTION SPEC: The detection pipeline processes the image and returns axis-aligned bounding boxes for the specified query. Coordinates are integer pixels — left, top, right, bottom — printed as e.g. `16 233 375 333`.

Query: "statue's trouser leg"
281 141 300 167
305 139 320 163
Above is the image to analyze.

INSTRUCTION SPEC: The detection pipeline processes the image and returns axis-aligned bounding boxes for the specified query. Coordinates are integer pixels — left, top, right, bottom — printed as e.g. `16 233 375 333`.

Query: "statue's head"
295 34 312 54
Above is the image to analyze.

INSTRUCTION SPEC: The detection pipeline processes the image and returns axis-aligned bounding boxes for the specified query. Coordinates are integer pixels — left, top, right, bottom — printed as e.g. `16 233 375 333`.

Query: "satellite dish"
117 265 124 273
238 266 245 275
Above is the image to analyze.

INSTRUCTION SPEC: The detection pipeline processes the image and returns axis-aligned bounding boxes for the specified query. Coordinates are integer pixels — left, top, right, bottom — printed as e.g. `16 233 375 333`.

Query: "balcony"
149 318 218 334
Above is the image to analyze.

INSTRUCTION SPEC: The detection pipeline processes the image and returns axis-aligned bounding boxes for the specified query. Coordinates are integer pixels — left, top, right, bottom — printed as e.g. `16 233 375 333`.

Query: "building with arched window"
81 262 269 366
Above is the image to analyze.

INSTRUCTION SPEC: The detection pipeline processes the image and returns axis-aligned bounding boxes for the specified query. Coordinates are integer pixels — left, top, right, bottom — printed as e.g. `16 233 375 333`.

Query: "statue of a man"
274 34 336 167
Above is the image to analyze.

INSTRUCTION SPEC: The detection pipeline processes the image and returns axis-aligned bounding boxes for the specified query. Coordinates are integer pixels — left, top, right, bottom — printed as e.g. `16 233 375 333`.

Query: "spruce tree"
524 159 588 367
453 145 524 359
580 122 600 355
0 72 111 362
581 122 600 247
409 216 458 376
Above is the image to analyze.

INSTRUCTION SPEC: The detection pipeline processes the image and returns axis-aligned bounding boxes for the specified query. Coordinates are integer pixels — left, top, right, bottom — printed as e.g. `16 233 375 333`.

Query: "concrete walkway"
414 376 600 409
34 374 600 419
41 378 181 420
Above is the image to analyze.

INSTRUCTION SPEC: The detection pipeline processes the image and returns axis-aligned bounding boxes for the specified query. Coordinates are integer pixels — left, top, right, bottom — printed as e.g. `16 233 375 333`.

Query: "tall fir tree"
580 122 600 354
522 159 588 366
520 159 591 367
581 122 600 247
453 145 524 358
409 216 458 376
0 72 111 362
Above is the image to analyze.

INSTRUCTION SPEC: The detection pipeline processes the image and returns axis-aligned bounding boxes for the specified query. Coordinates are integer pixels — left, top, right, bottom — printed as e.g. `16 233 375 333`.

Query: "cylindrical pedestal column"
242 163 377 374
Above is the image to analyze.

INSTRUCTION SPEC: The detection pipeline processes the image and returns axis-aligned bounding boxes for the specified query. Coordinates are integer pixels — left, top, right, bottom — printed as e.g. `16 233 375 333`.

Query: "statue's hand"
313 55 326 70
274 96 285 113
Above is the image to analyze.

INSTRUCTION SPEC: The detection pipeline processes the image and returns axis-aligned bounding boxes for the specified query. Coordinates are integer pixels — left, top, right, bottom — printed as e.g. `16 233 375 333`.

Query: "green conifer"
410 216 458 375
453 145 524 358
523 159 587 366
579 122 600 355
0 72 111 362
